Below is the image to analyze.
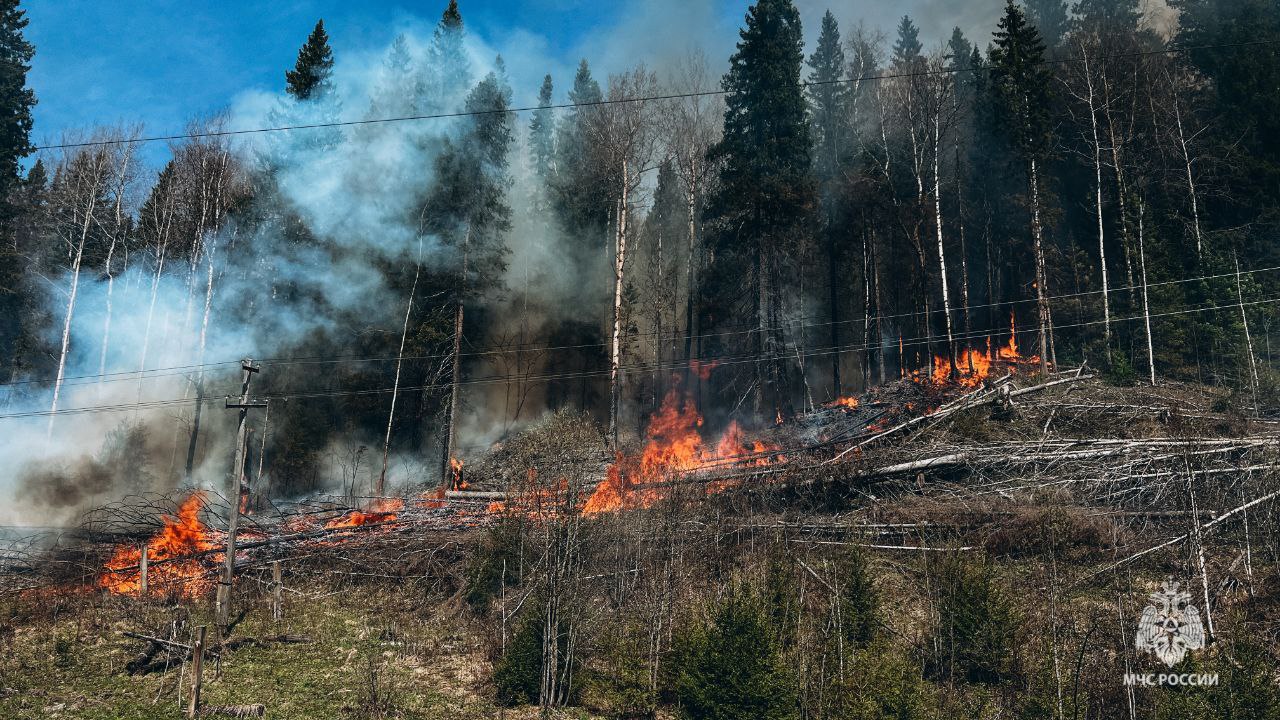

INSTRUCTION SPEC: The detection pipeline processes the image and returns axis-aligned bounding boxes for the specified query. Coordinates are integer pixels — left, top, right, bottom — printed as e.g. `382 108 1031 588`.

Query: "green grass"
0 585 500 719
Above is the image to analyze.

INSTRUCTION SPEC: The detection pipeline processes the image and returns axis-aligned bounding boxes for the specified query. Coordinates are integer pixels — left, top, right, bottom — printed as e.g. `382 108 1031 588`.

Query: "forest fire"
583 387 785 514
324 498 403 529
100 492 219 598
916 314 1042 388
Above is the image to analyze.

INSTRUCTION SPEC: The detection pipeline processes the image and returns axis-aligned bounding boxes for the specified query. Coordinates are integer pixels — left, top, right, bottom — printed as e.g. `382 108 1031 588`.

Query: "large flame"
100 492 219 598
582 387 784 514
914 314 1041 388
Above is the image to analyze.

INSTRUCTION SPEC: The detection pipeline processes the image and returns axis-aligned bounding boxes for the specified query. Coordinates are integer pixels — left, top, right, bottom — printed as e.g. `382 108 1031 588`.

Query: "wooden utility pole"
188 625 207 719
441 227 471 487
215 359 266 630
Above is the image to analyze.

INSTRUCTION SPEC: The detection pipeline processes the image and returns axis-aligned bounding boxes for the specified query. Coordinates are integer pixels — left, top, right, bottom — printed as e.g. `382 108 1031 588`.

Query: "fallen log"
201 705 265 718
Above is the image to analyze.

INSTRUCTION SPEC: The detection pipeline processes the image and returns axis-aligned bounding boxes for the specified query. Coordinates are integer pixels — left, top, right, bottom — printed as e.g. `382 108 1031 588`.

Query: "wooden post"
216 359 266 630
138 546 149 597
188 625 207 719
271 561 283 623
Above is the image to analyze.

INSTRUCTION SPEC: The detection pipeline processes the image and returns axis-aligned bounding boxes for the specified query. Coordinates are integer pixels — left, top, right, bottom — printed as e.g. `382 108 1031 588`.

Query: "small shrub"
931 556 1019 685
493 606 577 707
579 621 656 719
671 590 796 720
1103 350 1137 387
830 642 938 720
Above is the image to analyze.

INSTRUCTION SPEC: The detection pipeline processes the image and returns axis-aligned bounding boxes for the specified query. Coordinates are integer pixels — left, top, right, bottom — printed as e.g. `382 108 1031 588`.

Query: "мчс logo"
1134 579 1205 668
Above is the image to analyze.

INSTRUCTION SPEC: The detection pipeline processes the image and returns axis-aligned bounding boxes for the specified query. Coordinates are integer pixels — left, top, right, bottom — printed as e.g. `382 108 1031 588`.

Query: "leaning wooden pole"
216 359 265 630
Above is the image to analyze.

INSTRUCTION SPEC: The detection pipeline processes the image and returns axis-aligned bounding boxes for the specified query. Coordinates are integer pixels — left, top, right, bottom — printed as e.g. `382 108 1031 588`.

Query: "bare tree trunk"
48 206 95 437
442 229 470 488
184 242 217 482
682 170 699 390
861 223 872 389
380 240 422 496
933 103 956 375
1083 47 1112 345
1172 94 1204 260
1137 201 1156 386
1234 251 1260 409
1030 158 1051 376
609 160 631 449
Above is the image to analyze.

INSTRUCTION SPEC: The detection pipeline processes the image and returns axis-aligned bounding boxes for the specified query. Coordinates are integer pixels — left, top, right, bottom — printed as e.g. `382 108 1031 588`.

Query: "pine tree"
807 10 849 396
891 15 924 69
674 592 796 720
706 0 812 416
528 74 555 186
1073 0 1142 36
0 0 34 381
990 0 1055 373
1025 0 1071 48
284 20 334 100
551 59 608 242
429 0 470 107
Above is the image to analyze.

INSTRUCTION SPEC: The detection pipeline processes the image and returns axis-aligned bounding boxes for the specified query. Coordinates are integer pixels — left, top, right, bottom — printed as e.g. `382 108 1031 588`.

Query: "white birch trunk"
379 240 421 496
1030 158 1051 376
1138 201 1156 385
609 159 630 449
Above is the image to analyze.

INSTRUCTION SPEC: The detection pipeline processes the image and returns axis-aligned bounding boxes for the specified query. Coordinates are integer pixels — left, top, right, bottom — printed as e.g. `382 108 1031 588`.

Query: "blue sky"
24 0 1008 167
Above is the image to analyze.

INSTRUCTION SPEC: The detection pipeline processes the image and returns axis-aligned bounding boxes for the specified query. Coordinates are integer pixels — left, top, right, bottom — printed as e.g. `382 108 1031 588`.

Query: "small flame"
325 498 402 529
829 396 860 410
449 457 467 490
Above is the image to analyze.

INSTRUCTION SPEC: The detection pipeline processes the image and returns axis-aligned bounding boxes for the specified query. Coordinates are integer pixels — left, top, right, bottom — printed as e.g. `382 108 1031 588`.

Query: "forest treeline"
1 0 1278 497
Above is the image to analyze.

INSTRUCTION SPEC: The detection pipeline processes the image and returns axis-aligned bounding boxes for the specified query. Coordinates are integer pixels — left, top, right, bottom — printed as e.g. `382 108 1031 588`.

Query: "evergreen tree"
705 0 812 416
1025 0 1071 48
1073 0 1142 36
284 19 334 100
528 74 555 186
551 59 608 242
673 592 796 720
1173 0 1280 221
990 0 1055 372
807 10 849 395
427 0 470 108
891 15 923 69
367 33 414 119
946 28 974 72
423 66 514 301
0 0 34 377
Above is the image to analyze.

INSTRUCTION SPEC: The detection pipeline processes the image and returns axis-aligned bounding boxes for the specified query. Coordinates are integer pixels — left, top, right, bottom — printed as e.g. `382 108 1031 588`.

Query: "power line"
4 293 1276 422
31 39 1280 152
5 261 1277 391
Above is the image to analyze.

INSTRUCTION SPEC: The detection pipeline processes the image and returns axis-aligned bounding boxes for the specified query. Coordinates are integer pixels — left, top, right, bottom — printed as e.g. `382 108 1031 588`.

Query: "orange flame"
828 396 860 410
449 457 467 490
325 498 402 529
582 387 784 514
910 314 1041 388
100 492 218 598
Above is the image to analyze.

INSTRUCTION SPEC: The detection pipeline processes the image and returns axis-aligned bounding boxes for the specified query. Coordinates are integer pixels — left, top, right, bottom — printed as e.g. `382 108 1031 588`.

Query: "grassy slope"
0 586 506 720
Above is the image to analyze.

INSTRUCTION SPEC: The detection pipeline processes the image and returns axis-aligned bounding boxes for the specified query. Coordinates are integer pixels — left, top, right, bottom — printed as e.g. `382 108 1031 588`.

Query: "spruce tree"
1073 0 1142 36
990 0 1055 373
429 0 470 106
528 74 555 186
674 593 796 720
1025 0 1071 48
551 59 608 242
705 0 812 416
807 10 849 396
284 20 334 100
891 15 923 69
0 0 35 379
